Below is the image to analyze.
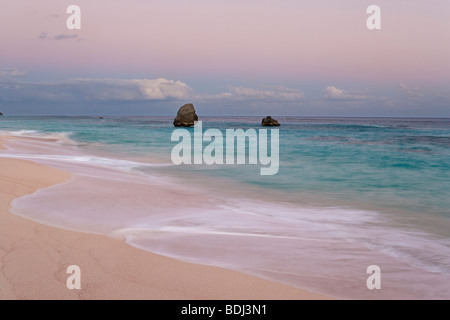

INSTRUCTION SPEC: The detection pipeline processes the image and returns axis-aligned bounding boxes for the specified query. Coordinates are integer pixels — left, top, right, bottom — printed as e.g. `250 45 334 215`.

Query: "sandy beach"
0 137 330 300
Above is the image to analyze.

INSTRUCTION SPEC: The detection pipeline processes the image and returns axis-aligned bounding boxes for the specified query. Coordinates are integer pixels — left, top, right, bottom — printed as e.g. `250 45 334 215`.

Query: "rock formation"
173 103 198 127
0 112 3 116
261 116 280 126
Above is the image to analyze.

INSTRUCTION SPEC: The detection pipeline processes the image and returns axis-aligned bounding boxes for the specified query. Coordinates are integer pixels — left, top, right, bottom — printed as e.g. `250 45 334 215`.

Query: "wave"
0 153 170 171
0 129 173 173
1 129 80 146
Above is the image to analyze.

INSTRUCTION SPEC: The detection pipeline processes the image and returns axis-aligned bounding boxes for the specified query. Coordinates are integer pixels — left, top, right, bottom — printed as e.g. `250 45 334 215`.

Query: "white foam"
1 129 174 177
5 129 41 136
0 153 169 172
1 129 78 145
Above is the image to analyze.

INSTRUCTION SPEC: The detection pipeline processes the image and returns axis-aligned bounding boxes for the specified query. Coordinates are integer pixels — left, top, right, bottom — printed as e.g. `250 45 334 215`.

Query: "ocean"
1 116 449 299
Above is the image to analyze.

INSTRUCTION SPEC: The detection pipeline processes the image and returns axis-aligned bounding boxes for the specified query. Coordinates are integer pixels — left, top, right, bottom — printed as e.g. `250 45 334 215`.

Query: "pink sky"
1 1 449 117
1 0 449 84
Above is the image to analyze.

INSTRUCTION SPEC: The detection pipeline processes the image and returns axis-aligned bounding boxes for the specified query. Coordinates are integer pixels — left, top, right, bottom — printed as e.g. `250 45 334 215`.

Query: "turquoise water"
1 116 450 299
2 116 449 218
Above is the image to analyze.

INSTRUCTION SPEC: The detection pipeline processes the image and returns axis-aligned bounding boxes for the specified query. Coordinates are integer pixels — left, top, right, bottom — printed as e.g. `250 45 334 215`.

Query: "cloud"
38 32 78 41
325 86 369 101
0 68 26 80
1 76 304 104
398 82 422 99
0 71 304 106
132 79 193 100
38 32 49 39
200 85 305 102
54 34 78 40
0 77 193 102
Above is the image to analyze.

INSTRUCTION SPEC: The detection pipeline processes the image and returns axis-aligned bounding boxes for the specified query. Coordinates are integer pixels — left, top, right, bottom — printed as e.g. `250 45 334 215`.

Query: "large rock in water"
173 103 198 127
261 116 280 126
0 112 3 116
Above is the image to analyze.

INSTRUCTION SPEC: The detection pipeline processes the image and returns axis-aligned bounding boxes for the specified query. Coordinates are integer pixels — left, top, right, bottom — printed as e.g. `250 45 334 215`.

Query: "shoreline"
0 137 332 299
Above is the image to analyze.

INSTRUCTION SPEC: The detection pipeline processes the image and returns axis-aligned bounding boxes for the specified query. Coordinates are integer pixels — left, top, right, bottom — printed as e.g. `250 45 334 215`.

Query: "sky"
0 0 449 116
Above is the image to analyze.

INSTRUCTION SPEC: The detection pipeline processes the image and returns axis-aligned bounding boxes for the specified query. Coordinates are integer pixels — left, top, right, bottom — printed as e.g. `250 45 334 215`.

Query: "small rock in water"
173 103 199 127
261 116 280 126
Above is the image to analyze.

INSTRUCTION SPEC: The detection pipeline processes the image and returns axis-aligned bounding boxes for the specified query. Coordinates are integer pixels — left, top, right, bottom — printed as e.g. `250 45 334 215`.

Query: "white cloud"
325 86 368 101
200 85 304 101
398 82 422 99
38 32 78 41
132 78 193 100
1 73 304 106
54 34 78 40
0 77 193 102
1 70 304 104
0 68 26 80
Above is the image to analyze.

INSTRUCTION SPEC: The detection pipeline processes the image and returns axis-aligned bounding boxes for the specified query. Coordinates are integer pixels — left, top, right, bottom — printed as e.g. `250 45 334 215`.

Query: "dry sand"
0 154 331 300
